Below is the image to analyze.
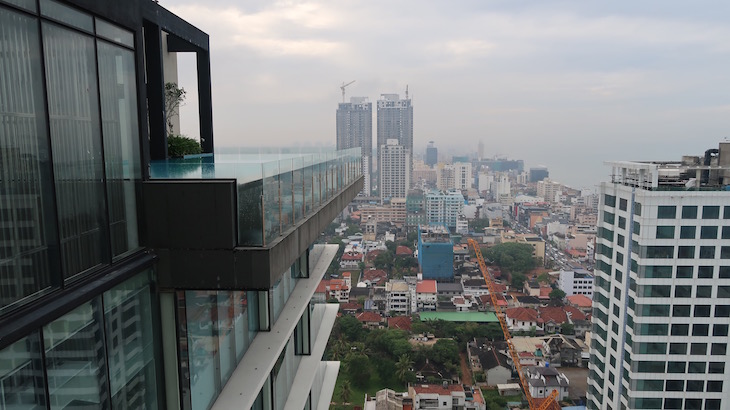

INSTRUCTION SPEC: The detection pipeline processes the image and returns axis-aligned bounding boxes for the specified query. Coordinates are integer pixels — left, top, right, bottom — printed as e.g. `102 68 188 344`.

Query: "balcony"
143 148 363 289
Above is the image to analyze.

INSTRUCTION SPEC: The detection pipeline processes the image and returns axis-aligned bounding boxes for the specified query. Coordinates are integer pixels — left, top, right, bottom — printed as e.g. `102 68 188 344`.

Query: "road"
459 352 472 385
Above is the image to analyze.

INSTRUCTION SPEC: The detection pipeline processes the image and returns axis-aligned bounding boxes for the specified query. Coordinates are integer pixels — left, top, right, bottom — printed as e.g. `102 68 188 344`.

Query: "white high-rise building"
454 162 472 190
587 144 730 410
537 179 562 203
425 189 465 229
379 139 410 203
337 96 372 195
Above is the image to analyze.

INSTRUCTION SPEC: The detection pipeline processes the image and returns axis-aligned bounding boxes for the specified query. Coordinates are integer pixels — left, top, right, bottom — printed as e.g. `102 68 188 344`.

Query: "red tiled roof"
339 302 360 311
315 280 328 293
506 307 539 322
396 246 413 256
566 294 592 308
412 384 462 395
365 250 383 261
388 316 412 331
564 305 587 321
453 297 466 305
342 272 352 278
539 286 552 299
362 269 387 282
539 306 568 324
341 253 363 261
416 280 437 293
356 312 382 323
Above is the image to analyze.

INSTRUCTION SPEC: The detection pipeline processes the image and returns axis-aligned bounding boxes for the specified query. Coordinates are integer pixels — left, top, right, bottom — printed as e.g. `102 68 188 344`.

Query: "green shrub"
168 135 201 158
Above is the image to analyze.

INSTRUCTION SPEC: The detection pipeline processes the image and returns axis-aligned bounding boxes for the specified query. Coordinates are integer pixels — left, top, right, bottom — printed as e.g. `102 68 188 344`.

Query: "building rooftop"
419 311 498 323
416 280 438 293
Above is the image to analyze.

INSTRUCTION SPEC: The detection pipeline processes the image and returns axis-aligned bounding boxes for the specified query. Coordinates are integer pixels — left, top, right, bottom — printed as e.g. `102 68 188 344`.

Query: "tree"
337 315 365 342
395 354 414 384
164 82 186 136
510 272 526 290
537 273 550 284
339 379 351 404
347 354 371 388
430 339 459 367
485 243 537 274
561 323 575 335
549 288 566 301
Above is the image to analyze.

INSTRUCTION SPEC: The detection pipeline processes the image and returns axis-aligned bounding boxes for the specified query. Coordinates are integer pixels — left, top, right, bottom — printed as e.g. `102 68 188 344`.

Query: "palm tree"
396 354 414 385
340 379 352 404
329 338 348 361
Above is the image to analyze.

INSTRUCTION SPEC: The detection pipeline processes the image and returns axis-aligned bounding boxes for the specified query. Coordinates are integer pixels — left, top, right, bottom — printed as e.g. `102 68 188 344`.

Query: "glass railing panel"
263 161 280 245
149 148 361 247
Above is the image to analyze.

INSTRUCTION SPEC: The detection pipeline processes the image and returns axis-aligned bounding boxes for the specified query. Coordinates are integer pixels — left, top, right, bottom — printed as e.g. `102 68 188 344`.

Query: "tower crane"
340 80 356 103
467 238 560 410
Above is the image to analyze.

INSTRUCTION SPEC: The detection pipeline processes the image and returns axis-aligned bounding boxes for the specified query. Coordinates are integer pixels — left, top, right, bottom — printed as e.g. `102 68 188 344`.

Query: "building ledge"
315 362 341 410
284 303 339 410
210 244 337 410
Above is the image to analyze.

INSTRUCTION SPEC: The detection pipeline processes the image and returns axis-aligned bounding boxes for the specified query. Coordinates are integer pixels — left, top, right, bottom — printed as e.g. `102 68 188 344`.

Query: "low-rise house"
467 339 512 386
416 280 438 311
340 251 364 269
361 268 387 287
565 294 592 314
525 367 570 401
505 307 541 332
408 384 474 410
437 282 463 297
542 334 586 367
388 316 412 332
514 296 542 308
356 311 383 329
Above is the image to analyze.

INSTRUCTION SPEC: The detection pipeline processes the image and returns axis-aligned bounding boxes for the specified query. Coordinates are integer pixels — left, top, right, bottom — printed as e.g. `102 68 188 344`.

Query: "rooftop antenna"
405 84 409 99
340 80 355 103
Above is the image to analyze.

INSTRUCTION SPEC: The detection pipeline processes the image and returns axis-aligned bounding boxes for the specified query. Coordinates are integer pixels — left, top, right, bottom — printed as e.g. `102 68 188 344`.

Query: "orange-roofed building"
416 280 437 311
566 294 593 313
505 307 541 332
538 286 553 300
409 384 470 409
356 311 383 328
387 316 412 331
396 245 413 256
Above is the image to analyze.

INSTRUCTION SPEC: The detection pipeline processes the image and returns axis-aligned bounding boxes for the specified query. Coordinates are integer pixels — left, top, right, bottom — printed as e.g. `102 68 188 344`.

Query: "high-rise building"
425 190 465 229
417 225 454 281
0 1 362 409
537 179 562 203
454 162 473 190
426 141 438 167
337 96 372 194
376 93 413 153
587 144 730 410
379 139 410 203
529 166 549 182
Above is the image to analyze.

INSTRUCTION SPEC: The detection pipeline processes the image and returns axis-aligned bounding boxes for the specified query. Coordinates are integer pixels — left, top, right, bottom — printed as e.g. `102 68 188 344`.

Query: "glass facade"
177 290 259 410
0 1 141 313
0 270 159 409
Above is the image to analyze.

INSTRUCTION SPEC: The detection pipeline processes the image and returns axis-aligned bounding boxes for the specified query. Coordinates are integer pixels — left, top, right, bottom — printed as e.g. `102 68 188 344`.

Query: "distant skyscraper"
529 166 549 182
377 93 413 153
426 141 437 167
379 139 410 203
337 96 372 194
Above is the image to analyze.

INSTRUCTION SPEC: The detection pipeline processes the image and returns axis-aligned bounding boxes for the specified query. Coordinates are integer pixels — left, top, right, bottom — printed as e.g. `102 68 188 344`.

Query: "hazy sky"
167 0 730 189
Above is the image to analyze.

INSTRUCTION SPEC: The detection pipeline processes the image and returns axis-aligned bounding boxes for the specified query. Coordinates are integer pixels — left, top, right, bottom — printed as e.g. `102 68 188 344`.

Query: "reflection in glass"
0 332 46 409
0 8 58 313
43 22 108 277
184 291 219 410
103 270 158 409
44 298 109 409
97 41 141 259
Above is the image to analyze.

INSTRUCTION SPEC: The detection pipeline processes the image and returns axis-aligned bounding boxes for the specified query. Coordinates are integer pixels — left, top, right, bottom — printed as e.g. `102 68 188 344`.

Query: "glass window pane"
95 18 134 48
218 292 236 386
97 41 141 259
0 332 46 408
43 22 108 277
103 270 158 409
0 0 36 12
44 298 109 409
184 291 219 410
0 8 60 313
40 0 93 32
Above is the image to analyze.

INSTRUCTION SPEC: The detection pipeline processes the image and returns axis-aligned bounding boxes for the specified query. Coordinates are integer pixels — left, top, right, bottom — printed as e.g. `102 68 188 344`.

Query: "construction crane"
340 80 355 103
467 238 560 410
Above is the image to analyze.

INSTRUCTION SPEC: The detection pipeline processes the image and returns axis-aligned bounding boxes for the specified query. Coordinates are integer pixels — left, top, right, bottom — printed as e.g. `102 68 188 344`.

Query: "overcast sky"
166 0 730 189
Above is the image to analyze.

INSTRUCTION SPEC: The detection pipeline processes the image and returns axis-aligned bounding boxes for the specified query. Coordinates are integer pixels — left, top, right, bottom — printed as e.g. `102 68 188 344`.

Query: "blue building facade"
417 225 454 281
